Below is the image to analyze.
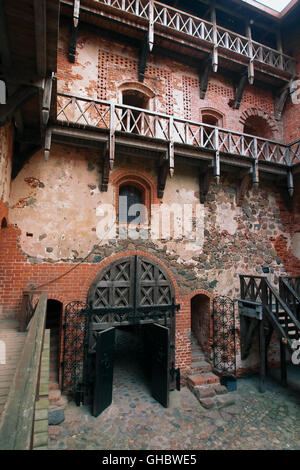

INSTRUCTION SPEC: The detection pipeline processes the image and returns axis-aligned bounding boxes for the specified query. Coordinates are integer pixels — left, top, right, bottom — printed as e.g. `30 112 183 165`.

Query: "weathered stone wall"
5 141 295 373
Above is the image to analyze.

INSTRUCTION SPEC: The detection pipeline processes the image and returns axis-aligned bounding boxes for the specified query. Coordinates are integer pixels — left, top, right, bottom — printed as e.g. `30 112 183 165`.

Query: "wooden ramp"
0 321 26 418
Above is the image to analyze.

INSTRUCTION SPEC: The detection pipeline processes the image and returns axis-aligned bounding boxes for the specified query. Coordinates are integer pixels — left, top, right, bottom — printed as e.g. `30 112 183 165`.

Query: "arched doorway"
190 293 211 356
86 254 178 416
46 299 63 389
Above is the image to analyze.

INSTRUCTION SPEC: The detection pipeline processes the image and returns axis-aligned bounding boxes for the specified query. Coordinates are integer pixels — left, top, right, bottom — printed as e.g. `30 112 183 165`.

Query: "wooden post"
210 3 218 72
246 21 254 85
214 128 220 184
109 103 115 170
280 340 287 387
277 30 284 70
259 318 266 393
168 116 174 177
148 0 154 52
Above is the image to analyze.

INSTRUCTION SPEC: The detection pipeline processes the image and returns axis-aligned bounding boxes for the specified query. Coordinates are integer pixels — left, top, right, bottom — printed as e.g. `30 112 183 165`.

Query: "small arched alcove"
191 293 211 356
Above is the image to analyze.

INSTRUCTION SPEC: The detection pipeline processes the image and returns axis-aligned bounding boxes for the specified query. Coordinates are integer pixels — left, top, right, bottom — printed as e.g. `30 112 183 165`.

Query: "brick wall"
57 22 283 140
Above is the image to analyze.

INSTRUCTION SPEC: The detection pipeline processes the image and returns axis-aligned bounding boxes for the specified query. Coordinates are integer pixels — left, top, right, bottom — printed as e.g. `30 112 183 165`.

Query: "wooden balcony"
49 93 299 199
61 0 297 83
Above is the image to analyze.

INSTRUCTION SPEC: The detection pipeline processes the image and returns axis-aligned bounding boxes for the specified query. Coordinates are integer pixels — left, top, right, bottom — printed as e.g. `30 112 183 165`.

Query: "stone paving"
49 329 300 450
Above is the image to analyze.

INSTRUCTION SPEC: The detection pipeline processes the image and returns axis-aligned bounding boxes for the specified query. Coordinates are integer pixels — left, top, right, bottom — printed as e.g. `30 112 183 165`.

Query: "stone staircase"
0 320 27 418
187 333 235 409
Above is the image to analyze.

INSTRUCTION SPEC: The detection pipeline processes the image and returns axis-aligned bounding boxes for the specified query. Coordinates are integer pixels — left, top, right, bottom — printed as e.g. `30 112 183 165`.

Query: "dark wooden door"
93 327 115 417
151 323 170 408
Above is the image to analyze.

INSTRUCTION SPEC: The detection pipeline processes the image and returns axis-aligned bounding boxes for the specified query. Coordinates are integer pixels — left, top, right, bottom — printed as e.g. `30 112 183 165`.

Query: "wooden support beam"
69 0 80 63
231 69 248 110
168 117 175 178
246 21 255 85
101 104 115 191
42 74 54 127
287 170 294 198
199 166 213 204
0 86 37 125
157 154 169 199
236 169 251 206
240 316 259 360
101 142 110 192
13 110 24 138
259 319 266 393
44 127 52 160
148 0 154 52
210 3 218 73
274 82 291 121
34 0 47 77
199 55 213 100
0 80 6 105
138 36 149 82
280 340 287 387
0 0 12 73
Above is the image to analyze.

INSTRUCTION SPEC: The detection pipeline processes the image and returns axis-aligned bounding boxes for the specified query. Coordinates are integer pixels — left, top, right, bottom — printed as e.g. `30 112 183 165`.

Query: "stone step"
49 389 61 404
190 360 212 373
187 372 220 388
49 381 60 391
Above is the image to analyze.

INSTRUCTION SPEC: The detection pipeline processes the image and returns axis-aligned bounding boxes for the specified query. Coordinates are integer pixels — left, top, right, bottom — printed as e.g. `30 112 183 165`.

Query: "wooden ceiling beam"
34 0 47 77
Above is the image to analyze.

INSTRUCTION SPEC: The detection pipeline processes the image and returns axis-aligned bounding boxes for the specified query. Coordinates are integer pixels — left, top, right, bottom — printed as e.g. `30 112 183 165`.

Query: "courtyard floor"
49 331 300 450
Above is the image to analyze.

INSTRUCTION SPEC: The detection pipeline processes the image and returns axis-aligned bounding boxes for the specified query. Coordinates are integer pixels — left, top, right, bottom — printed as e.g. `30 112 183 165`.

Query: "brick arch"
239 107 280 140
188 289 214 357
85 250 179 302
111 169 160 223
118 81 156 99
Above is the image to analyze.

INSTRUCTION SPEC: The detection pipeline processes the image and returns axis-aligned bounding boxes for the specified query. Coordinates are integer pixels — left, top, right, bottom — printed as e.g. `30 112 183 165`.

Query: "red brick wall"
57 23 282 140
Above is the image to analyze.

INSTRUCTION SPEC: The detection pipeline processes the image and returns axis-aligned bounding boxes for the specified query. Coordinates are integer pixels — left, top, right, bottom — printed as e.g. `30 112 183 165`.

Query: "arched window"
1 218 7 229
119 184 145 224
201 109 224 128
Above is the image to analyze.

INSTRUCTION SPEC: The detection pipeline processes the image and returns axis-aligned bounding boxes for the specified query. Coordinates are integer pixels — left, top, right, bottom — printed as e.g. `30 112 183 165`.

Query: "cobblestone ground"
49 330 300 450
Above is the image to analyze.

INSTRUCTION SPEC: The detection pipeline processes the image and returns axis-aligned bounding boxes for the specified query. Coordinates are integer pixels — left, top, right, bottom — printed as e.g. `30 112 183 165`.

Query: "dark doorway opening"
113 325 152 402
46 299 63 388
191 294 211 355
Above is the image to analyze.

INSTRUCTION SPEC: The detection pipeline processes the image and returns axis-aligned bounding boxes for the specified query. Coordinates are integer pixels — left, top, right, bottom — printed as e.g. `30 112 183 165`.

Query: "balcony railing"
92 0 296 74
56 92 300 167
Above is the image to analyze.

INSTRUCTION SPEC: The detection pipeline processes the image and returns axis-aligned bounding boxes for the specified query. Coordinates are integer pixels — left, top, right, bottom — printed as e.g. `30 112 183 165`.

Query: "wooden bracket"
68 0 80 63
157 154 168 199
101 142 110 192
138 35 149 82
236 161 259 205
44 127 52 160
287 170 294 198
274 82 291 121
199 54 213 99
230 68 248 110
42 73 54 127
236 169 252 206
199 166 213 204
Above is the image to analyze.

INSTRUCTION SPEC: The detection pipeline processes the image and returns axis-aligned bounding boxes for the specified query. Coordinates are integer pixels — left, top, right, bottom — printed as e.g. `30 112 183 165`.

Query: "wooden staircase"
239 275 300 392
0 320 26 418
